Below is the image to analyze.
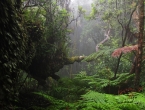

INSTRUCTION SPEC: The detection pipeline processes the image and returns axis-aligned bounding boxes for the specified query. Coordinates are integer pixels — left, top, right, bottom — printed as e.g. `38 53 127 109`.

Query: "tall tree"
134 0 144 89
23 0 85 85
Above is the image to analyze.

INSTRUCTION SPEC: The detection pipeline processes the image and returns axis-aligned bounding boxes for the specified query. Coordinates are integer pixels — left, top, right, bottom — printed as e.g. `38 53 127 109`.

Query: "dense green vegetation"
0 0 145 110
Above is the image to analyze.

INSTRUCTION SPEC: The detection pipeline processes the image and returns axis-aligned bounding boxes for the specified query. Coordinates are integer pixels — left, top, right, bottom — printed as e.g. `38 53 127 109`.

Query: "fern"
48 77 89 102
110 73 135 86
77 91 145 110
33 92 75 110
33 92 64 105
81 91 106 103
83 46 115 62
117 103 139 110
75 72 134 92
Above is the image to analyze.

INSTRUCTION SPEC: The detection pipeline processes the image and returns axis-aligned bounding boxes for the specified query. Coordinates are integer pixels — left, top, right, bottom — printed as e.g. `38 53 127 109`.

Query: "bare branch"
96 29 110 51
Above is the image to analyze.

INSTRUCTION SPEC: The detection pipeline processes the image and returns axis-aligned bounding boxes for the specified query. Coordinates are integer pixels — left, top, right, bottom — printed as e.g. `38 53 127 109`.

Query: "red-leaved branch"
112 45 138 57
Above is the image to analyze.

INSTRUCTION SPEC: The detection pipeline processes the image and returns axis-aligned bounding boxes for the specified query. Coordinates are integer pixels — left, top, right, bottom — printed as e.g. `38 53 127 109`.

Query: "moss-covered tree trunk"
0 0 27 108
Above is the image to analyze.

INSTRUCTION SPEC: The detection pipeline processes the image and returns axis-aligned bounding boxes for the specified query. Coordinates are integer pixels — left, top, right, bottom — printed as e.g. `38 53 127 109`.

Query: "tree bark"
96 29 110 52
114 1 138 78
134 0 144 89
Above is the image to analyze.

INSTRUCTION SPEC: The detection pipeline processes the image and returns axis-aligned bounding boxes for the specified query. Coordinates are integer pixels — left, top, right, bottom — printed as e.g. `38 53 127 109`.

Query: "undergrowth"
74 71 135 92
32 91 145 110
33 92 76 110
77 91 145 110
46 77 89 102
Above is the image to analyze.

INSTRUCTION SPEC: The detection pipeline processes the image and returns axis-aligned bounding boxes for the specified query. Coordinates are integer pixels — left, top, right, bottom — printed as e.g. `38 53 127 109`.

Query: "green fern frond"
33 92 75 110
78 91 145 110
110 73 135 86
81 91 106 103
33 92 64 105
83 46 115 62
75 72 134 91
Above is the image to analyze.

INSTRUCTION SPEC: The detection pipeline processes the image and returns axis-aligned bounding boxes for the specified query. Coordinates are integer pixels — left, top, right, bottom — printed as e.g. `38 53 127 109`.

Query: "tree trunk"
135 0 144 89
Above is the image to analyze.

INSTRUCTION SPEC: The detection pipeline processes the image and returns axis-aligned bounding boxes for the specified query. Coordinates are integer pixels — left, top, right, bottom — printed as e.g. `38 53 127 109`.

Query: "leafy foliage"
46 77 89 102
32 90 145 110
83 41 132 76
112 45 138 57
33 92 76 110
75 71 134 93
18 73 145 110
77 91 145 110
83 46 115 62
25 0 72 85
1 1 145 110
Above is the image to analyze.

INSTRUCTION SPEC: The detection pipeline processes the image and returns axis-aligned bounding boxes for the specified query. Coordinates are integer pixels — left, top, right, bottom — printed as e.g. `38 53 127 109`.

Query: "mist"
58 0 101 77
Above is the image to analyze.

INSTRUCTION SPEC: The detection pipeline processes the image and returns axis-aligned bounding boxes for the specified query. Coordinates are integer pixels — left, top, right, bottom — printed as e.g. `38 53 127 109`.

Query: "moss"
0 0 28 106
65 56 85 64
